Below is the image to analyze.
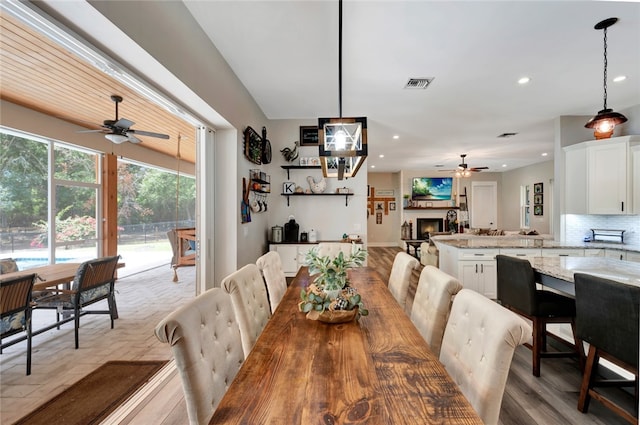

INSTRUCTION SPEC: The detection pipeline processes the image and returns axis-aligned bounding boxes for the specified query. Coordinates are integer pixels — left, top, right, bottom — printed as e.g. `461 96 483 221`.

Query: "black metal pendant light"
584 17 627 139
318 0 367 180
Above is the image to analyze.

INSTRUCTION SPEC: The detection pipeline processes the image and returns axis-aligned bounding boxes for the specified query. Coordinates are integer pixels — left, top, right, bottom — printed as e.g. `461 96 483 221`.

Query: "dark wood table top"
210 267 482 424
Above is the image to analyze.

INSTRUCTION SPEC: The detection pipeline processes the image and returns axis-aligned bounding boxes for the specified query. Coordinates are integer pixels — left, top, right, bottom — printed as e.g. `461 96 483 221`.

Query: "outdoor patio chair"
1 273 37 375
34 255 120 349
167 227 196 282
0 258 19 274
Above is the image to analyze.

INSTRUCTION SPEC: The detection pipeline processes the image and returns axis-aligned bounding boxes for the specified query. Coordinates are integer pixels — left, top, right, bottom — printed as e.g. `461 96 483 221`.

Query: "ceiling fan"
440 154 489 176
80 95 170 144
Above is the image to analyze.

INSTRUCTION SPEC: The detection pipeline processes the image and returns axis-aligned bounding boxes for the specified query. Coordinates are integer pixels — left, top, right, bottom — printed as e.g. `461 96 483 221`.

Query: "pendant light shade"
318 0 367 180
585 17 627 139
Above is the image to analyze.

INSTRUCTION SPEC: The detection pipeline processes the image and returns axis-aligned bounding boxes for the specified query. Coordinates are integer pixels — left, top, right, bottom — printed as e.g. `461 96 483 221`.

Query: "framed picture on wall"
533 194 543 205
299 126 319 146
389 202 396 211
534 205 543 216
534 182 543 194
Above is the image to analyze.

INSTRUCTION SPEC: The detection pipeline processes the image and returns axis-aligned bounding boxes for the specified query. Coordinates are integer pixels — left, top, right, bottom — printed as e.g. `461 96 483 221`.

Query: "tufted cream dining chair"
439 289 531 425
316 242 359 260
154 287 244 425
410 265 462 357
256 251 287 314
387 252 419 310
222 264 271 358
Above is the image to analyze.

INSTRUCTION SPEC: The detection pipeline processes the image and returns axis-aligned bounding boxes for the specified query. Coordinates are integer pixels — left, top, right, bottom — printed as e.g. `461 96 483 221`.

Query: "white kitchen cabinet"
499 248 541 258
584 248 605 257
588 142 628 214
563 136 640 215
458 260 497 299
625 251 640 263
541 248 584 257
633 145 640 214
270 244 301 276
605 249 626 261
456 249 499 299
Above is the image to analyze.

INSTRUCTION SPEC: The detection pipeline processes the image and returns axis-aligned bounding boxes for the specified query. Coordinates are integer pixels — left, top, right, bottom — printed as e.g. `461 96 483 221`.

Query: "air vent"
404 78 434 89
497 132 518 138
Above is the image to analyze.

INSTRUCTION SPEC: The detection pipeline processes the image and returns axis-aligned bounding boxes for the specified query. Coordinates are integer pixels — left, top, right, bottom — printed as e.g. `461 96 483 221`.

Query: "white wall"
500 160 554 233
266 120 369 246
367 172 401 246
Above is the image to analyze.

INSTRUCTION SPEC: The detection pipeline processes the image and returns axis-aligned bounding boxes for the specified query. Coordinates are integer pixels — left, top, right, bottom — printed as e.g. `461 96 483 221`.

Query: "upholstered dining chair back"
316 243 359 260
256 251 287 314
410 265 462 357
387 252 419 309
222 264 271 358
0 273 36 375
439 289 531 425
155 287 243 425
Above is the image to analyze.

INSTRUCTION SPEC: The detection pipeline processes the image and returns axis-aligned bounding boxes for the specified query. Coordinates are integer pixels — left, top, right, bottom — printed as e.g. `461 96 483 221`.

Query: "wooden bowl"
307 307 358 324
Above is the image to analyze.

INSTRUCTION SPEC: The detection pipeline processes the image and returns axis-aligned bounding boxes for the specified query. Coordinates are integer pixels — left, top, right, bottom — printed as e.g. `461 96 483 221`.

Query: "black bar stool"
574 273 639 424
496 255 583 377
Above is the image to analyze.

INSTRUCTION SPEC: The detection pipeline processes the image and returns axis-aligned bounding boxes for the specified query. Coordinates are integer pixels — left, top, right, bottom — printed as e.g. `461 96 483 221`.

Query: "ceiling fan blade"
128 129 170 139
470 167 489 171
77 129 106 133
114 118 135 130
126 133 142 144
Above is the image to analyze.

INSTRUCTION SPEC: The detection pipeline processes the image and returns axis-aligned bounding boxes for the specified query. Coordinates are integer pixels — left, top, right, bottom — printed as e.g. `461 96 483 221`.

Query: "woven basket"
307 307 358 324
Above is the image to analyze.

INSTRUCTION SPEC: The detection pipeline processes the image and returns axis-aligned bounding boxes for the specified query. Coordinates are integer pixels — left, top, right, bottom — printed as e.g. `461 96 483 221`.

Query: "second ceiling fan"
80 95 170 144
440 154 489 177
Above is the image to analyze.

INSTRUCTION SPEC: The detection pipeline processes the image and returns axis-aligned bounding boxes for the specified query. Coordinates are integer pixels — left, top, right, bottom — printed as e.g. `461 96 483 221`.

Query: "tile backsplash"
565 215 640 246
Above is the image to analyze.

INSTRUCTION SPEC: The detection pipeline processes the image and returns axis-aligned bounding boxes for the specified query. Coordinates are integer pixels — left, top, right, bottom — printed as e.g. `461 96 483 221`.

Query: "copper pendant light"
584 17 627 140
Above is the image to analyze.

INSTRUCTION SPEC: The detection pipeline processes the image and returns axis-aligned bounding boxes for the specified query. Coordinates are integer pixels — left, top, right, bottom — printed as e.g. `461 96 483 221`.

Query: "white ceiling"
182 0 640 173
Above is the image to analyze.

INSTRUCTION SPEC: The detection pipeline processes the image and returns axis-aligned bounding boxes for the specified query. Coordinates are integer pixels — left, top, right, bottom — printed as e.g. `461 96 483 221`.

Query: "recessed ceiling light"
379 154 384 158
370 165 375 169
518 77 531 85
502 164 507 168
541 152 548 157
613 75 626 82
393 135 399 140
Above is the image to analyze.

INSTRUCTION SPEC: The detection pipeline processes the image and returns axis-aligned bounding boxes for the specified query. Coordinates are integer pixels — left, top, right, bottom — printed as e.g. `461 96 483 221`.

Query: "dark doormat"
13 360 168 425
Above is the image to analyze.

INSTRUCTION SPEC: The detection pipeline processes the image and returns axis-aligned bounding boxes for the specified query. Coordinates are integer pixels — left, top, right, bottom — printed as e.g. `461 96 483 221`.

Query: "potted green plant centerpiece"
299 244 368 323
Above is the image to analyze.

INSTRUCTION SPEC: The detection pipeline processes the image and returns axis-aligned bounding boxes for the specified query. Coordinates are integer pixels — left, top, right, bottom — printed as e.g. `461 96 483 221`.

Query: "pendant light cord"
602 26 608 110
338 0 343 118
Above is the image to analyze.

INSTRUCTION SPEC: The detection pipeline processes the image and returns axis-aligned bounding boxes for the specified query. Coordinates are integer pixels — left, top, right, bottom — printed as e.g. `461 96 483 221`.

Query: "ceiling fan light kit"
584 17 628 140
105 133 128 144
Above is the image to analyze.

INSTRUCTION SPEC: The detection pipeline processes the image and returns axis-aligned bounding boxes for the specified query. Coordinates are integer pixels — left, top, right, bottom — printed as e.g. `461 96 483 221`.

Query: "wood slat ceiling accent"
0 13 196 164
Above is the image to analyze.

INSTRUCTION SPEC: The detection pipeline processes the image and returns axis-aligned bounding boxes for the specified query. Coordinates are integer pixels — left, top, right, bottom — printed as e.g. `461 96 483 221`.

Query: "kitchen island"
433 236 640 298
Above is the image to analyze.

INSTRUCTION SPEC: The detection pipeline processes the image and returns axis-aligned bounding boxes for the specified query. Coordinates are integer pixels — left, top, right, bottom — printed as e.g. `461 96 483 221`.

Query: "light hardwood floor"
1 248 634 424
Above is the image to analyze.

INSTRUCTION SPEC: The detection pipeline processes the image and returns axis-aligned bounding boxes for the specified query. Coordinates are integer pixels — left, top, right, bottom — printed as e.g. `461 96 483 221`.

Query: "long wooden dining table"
210 266 482 424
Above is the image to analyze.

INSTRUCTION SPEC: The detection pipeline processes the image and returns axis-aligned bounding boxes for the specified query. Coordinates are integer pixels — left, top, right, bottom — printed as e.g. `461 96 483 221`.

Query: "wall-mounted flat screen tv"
411 177 453 200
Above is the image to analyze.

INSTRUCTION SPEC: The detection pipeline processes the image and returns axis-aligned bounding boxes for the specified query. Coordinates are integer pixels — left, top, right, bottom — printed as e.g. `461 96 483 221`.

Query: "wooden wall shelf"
281 192 353 207
404 206 459 210
281 165 321 179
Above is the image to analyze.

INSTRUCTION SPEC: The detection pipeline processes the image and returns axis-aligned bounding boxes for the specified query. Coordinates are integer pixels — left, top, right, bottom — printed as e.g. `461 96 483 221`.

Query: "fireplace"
416 218 444 240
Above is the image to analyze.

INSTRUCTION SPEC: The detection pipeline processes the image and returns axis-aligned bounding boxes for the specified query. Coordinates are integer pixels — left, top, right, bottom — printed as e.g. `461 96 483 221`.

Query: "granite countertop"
432 236 640 253
531 256 640 287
